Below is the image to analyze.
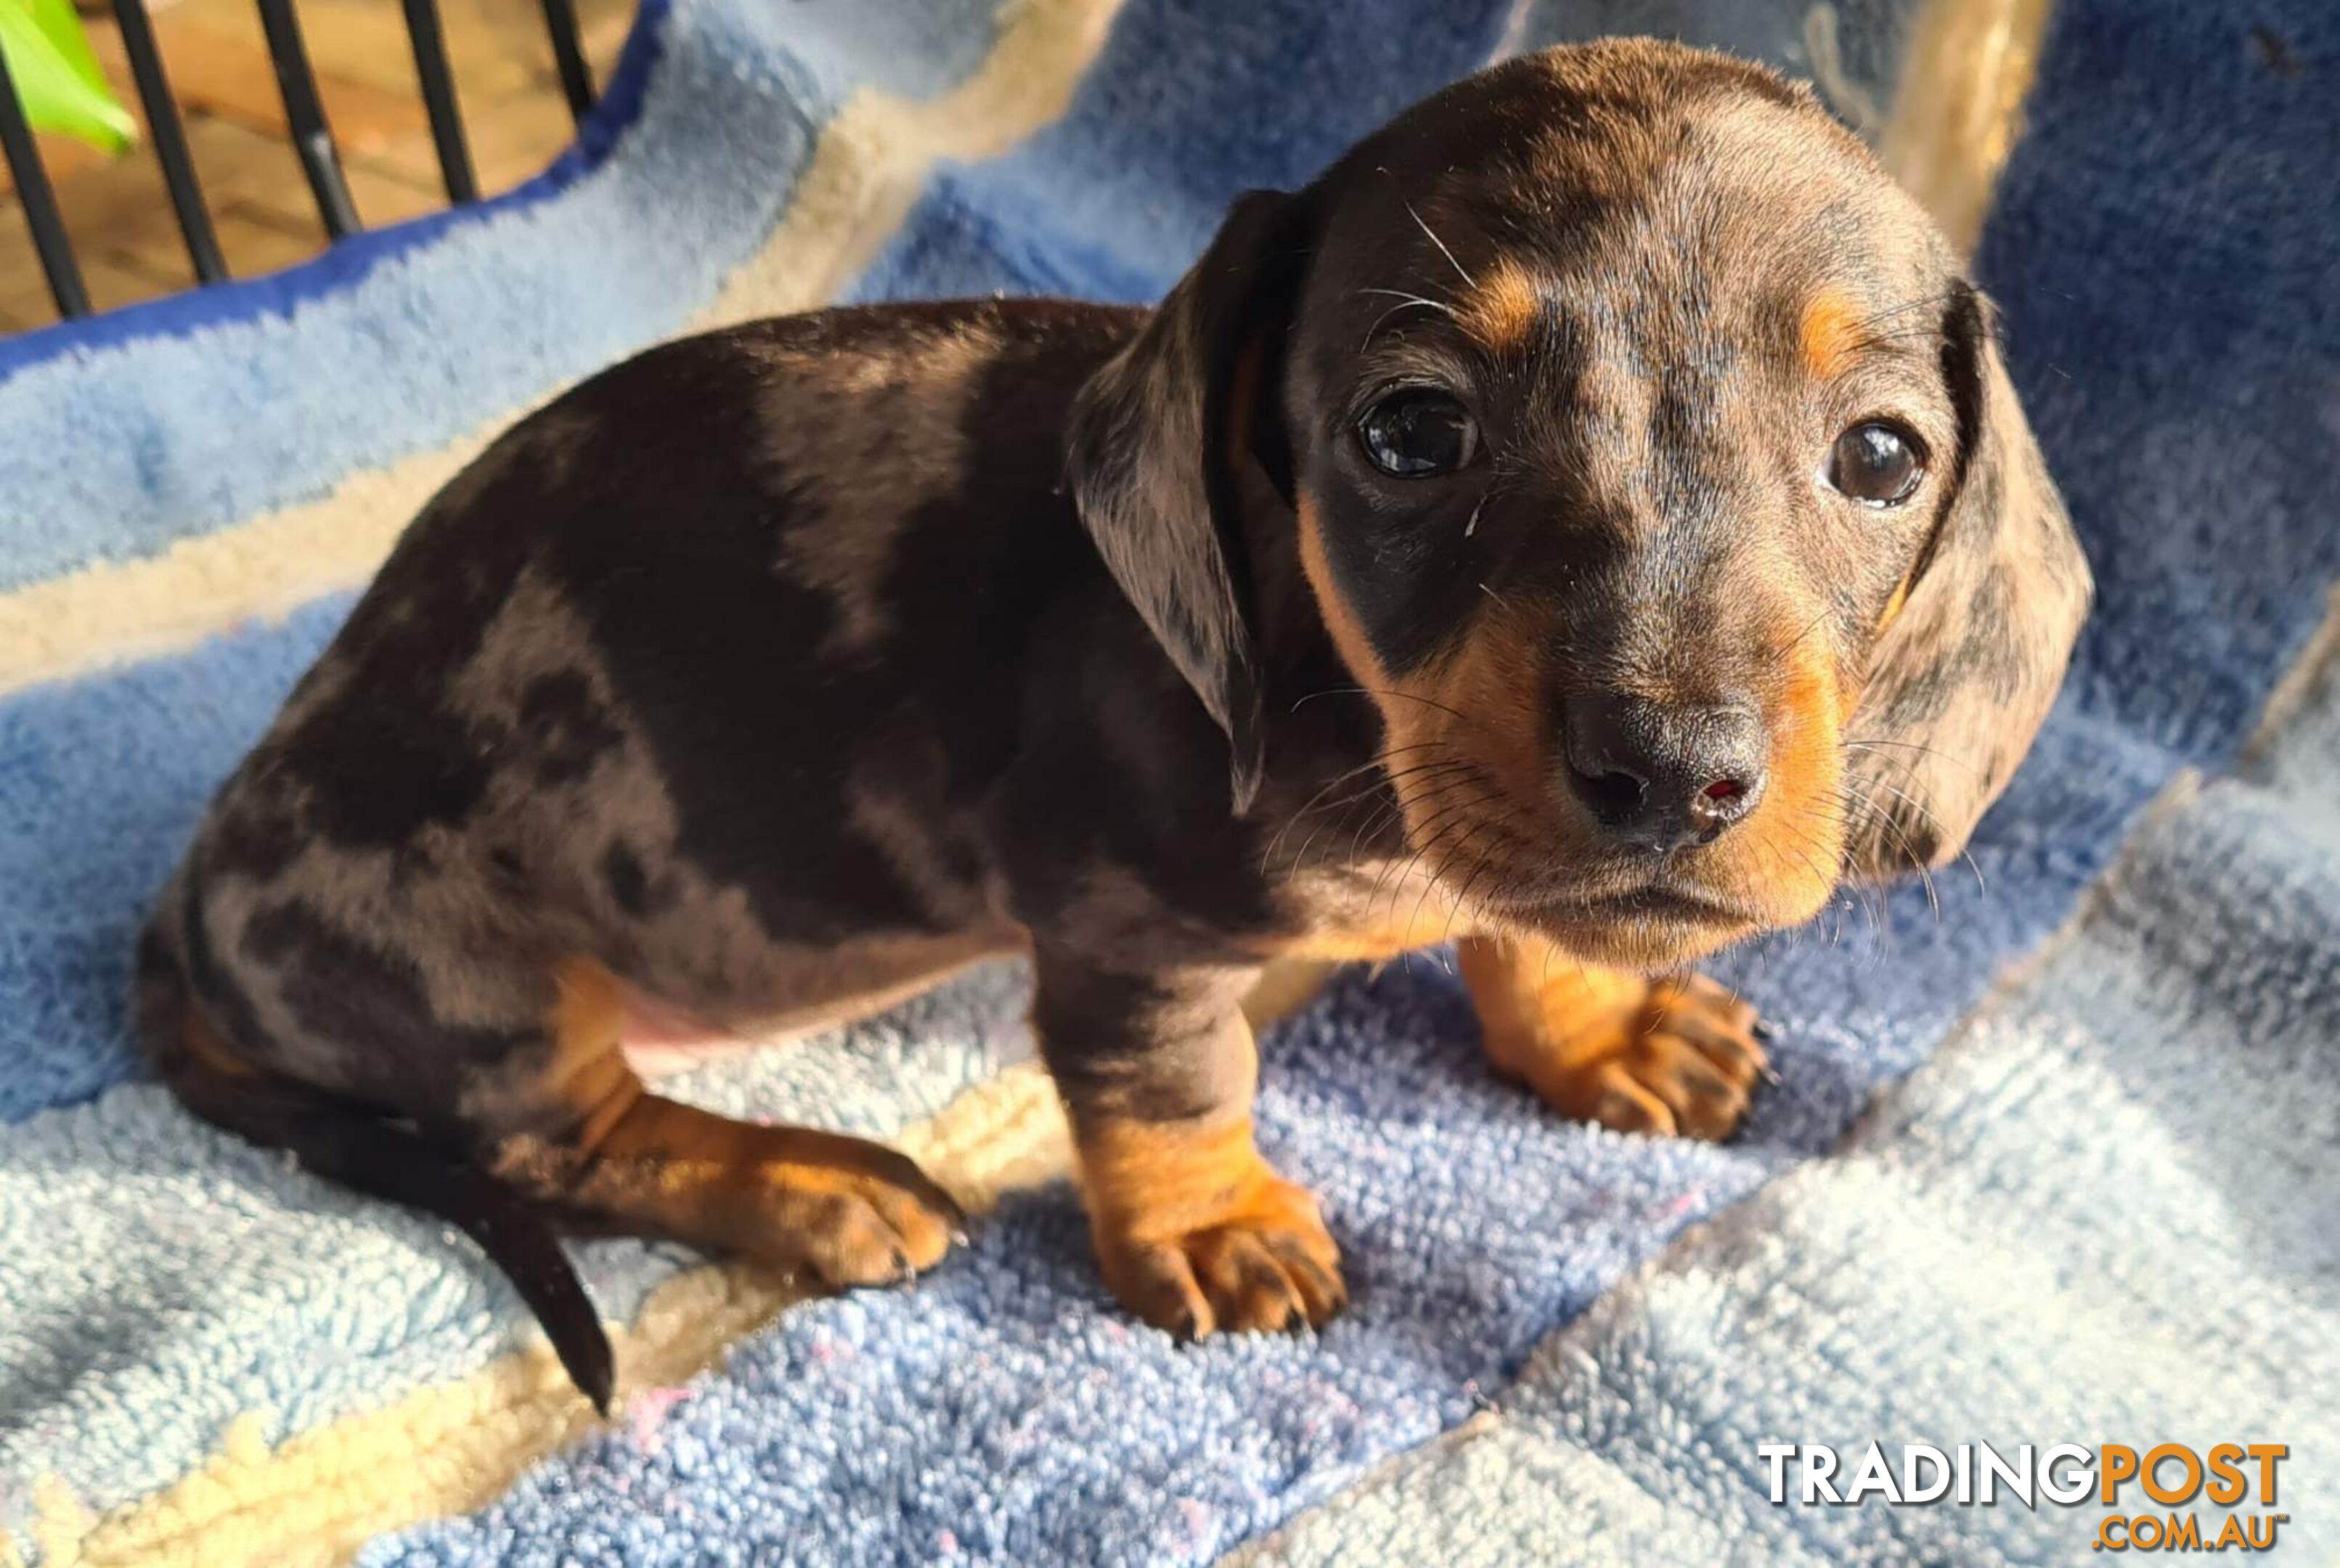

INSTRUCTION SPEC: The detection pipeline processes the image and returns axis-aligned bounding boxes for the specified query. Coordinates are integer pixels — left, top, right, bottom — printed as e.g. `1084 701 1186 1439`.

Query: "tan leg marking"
1077 1115 1344 1336
494 958 964 1287
1457 937 1767 1141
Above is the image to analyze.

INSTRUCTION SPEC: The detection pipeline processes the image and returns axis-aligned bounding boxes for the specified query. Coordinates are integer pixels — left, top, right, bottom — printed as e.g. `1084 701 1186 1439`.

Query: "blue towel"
1 0 2334 1562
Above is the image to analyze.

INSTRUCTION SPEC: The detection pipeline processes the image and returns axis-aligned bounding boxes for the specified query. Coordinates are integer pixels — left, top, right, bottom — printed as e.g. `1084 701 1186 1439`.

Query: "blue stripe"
848 0 1521 305
0 597 348 1124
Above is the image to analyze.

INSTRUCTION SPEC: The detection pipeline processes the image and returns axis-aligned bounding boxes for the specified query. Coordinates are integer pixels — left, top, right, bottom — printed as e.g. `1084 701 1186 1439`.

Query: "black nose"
1561 693 1768 849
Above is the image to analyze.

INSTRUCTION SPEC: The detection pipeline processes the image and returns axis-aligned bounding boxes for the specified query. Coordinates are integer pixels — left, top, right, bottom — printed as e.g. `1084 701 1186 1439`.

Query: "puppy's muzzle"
1559 693 1769 851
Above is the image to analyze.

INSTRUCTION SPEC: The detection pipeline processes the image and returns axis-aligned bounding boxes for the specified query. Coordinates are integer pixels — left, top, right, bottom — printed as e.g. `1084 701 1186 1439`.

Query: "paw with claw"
1461 941 1771 1141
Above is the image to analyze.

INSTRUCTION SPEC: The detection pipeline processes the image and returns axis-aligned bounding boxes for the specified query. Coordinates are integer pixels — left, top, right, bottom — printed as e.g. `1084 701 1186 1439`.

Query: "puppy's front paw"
1098 1173 1346 1336
1078 1119 1347 1336
1531 973 1767 1141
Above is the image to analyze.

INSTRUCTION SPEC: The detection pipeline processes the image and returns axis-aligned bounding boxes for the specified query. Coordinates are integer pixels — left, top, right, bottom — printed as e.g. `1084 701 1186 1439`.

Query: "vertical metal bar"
538 0 595 125
399 0 476 203
113 0 229 282
0 36 89 317
254 0 361 239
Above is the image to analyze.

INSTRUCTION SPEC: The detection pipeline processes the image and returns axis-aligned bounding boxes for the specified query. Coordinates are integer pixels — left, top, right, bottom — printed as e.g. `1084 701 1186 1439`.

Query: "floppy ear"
1065 190 1310 814
1843 285 2092 877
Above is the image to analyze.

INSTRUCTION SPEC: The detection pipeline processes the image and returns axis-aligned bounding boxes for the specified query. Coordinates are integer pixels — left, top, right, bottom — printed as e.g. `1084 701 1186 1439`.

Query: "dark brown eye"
1827 420 1925 505
1358 390 1477 478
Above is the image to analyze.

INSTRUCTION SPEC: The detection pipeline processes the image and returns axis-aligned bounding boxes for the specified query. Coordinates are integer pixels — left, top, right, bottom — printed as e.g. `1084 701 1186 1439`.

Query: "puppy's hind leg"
490 960 966 1288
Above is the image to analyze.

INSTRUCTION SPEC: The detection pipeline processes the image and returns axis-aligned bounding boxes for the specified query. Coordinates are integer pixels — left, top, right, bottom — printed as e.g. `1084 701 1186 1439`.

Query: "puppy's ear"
1067 190 1310 815
1843 285 2092 877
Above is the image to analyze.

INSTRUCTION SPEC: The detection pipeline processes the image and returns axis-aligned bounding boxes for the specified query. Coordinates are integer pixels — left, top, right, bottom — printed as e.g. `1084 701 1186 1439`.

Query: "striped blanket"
3 1 2336 1563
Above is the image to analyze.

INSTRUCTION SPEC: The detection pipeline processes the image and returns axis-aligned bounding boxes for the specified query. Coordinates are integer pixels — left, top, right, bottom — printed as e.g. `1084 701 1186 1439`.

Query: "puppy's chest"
1270 864 1477 964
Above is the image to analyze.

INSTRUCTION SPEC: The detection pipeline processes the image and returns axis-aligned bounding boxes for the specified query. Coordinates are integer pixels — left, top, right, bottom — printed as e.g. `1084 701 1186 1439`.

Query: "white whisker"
1406 201 1477 287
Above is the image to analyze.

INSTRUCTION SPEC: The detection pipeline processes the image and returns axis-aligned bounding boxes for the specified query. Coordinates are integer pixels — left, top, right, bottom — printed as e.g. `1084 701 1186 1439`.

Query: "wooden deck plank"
1 0 639 330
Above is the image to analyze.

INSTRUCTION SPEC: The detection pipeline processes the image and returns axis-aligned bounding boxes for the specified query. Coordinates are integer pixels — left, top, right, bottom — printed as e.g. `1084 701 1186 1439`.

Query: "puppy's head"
1069 39 2090 969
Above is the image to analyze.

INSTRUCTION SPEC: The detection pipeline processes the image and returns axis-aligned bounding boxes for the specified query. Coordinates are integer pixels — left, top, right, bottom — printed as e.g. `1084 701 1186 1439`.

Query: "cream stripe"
1876 0 2058 255
688 0 1121 330
0 0 1123 701
0 435 497 700
10 1064 1075 1568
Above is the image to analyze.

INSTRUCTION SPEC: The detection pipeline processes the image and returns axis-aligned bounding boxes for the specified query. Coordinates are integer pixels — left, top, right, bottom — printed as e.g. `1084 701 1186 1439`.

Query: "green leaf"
0 0 137 154
26 0 106 88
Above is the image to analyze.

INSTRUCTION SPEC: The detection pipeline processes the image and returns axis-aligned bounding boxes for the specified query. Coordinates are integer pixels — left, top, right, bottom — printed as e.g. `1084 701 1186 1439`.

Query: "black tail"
136 918 616 1413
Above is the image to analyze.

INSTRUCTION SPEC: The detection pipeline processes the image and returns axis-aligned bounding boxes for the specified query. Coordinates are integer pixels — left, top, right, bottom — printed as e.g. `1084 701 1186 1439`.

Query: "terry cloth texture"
1238 662 2340 1567
1 0 2336 1564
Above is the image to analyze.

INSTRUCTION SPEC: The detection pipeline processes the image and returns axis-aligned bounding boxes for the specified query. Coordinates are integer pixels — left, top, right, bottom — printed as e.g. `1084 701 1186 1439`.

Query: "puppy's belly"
612 928 1021 1080
613 984 752 1079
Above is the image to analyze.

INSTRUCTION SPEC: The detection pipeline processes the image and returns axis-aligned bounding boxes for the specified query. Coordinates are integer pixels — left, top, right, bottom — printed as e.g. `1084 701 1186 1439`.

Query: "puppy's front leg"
1032 954 1345 1336
1457 937 1769 1142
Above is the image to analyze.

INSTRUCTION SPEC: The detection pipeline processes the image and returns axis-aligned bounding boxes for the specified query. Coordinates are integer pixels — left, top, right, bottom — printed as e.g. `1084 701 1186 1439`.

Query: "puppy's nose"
1560 693 1767 849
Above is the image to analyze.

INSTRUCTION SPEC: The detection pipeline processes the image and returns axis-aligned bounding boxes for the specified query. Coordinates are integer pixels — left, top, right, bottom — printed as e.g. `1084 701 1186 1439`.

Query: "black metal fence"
0 0 601 322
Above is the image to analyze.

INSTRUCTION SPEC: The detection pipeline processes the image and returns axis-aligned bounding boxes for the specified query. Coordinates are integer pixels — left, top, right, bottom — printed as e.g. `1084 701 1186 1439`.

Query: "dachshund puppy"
138 38 2090 1410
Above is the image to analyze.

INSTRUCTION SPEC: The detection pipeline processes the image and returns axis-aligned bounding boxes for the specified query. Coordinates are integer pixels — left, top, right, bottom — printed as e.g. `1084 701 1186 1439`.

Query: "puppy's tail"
133 910 617 1414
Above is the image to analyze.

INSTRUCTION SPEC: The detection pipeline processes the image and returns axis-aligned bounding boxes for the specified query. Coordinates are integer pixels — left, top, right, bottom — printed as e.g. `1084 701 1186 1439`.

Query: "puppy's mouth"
1450 855 1773 965
1508 878 1762 967
1382 745 1840 962
1541 883 1755 927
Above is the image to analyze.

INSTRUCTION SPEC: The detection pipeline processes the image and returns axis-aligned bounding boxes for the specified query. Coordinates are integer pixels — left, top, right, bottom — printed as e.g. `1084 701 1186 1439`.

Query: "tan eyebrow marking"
1459 257 1543 351
1798 290 1866 379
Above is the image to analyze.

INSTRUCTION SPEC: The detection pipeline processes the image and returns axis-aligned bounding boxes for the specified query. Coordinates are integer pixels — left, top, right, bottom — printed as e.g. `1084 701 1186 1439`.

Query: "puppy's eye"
1358 391 1477 478
1826 420 1925 506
